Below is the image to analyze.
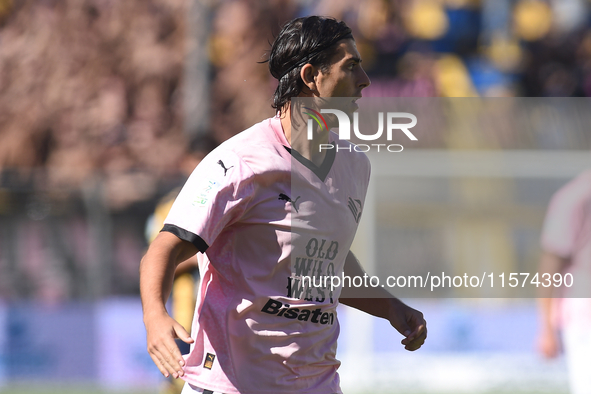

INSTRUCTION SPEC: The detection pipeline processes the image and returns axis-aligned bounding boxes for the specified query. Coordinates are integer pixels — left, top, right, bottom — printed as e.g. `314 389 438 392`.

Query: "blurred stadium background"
0 0 590 393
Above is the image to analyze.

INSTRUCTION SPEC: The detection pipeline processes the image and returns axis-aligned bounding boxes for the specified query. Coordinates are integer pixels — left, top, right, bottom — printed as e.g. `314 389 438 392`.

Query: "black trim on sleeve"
284 144 336 182
161 224 209 253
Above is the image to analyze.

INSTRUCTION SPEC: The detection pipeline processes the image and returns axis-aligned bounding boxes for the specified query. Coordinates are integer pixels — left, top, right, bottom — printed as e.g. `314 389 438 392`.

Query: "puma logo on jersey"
217 160 234 176
348 197 362 223
278 193 301 213
203 353 216 370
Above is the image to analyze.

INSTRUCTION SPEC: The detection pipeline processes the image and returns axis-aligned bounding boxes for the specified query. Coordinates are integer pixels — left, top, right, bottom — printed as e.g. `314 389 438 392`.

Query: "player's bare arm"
140 231 198 379
537 251 569 358
339 251 427 351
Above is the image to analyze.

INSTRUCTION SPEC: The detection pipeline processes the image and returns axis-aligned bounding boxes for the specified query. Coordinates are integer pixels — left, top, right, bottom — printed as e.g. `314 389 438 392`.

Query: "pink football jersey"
163 115 370 393
541 170 591 326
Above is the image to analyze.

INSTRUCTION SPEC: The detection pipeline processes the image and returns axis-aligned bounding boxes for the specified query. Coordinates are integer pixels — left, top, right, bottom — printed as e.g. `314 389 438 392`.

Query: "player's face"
315 39 371 105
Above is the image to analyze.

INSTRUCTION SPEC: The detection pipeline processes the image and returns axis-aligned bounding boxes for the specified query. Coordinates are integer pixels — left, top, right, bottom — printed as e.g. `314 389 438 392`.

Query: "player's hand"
537 327 560 359
144 311 194 379
387 299 427 351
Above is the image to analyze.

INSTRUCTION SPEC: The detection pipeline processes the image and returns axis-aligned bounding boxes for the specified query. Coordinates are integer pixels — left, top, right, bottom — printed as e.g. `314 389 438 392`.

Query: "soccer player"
145 137 215 394
538 170 591 394
146 189 200 394
140 16 426 394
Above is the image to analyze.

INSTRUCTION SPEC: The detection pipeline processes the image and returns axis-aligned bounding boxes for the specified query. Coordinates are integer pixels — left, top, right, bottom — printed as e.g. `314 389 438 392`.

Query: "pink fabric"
164 116 371 393
541 170 591 327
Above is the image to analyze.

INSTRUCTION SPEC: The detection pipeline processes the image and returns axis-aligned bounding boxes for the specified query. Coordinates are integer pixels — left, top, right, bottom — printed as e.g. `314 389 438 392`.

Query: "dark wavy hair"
266 16 353 114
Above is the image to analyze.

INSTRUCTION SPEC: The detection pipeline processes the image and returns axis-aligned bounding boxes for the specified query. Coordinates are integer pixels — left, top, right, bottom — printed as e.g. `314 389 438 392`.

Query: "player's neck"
281 104 328 167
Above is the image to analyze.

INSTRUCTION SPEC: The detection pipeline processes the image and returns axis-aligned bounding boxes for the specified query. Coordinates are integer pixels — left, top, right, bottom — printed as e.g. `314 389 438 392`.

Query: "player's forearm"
537 251 569 328
339 250 401 319
340 296 407 321
537 297 556 331
140 232 197 319
538 252 569 298
140 251 177 319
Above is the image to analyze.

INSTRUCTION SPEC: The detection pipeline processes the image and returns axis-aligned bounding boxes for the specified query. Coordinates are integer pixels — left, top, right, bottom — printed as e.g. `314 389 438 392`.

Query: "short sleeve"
162 148 254 252
541 178 587 258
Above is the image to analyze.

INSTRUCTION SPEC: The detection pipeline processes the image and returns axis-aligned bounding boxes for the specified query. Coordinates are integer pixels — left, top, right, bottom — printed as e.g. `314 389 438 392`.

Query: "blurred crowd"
0 0 189 210
1 0 591 300
1 0 591 206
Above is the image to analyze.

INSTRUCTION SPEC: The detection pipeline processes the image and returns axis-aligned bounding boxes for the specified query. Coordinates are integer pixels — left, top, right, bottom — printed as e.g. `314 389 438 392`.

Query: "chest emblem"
348 197 362 223
217 160 234 176
278 193 301 213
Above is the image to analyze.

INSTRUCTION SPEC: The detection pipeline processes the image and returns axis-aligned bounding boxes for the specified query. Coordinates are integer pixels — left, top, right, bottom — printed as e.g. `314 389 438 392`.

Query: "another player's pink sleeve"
163 149 254 252
541 177 587 258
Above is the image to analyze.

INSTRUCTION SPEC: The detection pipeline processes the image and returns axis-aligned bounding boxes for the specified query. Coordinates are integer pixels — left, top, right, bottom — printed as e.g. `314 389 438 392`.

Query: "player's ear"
300 63 318 93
